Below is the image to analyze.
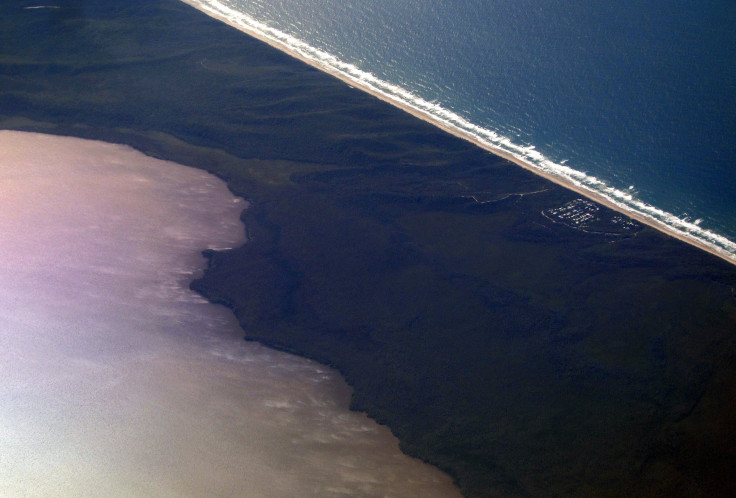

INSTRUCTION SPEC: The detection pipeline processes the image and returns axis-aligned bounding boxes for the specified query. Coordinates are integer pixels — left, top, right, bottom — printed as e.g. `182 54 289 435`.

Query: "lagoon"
0 131 459 497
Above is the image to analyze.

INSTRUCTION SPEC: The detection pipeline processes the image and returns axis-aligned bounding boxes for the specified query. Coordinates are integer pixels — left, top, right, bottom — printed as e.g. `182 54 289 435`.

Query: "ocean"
184 0 736 262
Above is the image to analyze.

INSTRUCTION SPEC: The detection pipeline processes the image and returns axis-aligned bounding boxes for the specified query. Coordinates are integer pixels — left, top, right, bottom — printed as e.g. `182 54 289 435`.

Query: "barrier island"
2 1 735 496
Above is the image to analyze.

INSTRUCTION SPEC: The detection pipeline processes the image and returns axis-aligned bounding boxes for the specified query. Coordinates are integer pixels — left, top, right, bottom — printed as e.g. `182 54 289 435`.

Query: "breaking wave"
184 0 736 264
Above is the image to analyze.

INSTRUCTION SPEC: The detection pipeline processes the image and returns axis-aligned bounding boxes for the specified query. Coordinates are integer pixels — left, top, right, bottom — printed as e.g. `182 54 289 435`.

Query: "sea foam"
185 0 736 264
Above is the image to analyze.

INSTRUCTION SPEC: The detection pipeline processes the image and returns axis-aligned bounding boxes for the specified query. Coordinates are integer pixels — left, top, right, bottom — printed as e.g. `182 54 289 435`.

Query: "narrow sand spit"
180 0 736 267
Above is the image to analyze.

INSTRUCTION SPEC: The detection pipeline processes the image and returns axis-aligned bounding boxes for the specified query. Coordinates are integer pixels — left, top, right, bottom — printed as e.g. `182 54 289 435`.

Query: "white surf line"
180 0 736 266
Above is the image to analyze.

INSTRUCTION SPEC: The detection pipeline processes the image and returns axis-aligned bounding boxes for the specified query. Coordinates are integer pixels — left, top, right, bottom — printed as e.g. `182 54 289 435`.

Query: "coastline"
180 0 735 268
0 130 460 497
5 2 736 495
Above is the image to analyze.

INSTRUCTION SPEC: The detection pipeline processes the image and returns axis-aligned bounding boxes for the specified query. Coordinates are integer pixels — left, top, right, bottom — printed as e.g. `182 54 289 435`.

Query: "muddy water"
0 131 459 497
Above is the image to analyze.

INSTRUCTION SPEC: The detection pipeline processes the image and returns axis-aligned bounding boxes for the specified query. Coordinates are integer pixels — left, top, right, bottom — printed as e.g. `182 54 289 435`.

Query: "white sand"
180 0 736 268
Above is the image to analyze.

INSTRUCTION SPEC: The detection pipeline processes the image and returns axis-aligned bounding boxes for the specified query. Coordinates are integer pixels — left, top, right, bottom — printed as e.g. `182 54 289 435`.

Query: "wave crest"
185 0 736 264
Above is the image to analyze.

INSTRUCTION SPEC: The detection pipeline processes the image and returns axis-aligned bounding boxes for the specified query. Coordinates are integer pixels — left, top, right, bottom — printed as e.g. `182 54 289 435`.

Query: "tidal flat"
2 1 736 496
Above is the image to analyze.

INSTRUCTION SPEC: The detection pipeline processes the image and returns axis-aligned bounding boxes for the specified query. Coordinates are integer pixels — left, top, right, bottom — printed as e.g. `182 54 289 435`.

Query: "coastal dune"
0 131 460 497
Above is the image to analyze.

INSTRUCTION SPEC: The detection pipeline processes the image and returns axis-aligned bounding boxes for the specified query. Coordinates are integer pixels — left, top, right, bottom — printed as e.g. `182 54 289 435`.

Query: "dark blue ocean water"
188 0 736 260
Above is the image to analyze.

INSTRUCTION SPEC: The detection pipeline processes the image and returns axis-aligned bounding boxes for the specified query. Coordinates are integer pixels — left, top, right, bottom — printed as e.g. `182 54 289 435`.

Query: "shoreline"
6 3 736 495
0 130 459 497
180 0 735 268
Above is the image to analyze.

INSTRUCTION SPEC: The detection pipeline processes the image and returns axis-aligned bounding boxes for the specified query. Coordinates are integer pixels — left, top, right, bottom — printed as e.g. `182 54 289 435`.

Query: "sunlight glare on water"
0 131 459 497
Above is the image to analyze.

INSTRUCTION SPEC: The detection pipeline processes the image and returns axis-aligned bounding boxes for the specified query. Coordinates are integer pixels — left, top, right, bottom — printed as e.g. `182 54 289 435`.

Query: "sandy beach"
5 3 736 495
180 0 735 268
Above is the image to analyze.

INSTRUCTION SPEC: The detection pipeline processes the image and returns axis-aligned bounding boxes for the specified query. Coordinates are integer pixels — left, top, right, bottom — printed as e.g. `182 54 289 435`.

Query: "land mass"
2 1 736 496
181 0 736 267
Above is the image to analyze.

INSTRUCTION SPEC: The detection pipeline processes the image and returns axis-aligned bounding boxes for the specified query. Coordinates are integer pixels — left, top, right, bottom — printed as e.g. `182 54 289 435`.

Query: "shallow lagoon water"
0 131 459 497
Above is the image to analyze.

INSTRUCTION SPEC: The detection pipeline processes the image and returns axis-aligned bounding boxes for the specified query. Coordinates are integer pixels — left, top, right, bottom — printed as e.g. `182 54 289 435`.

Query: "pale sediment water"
180 0 736 264
0 131 459 497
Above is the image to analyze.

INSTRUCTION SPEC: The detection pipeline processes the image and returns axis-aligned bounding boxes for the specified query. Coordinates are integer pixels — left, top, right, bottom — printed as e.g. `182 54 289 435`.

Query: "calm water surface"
0 131 459 497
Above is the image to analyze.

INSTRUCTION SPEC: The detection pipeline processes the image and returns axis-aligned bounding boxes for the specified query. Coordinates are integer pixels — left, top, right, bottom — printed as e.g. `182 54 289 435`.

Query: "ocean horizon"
182 0 736 263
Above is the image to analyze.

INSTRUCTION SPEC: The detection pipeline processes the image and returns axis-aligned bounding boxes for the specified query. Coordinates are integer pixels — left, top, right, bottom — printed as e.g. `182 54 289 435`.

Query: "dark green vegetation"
3 1 736 496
